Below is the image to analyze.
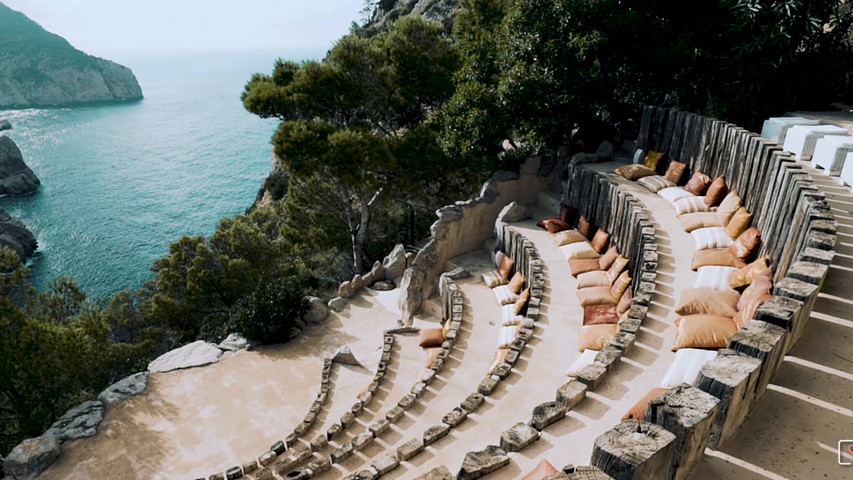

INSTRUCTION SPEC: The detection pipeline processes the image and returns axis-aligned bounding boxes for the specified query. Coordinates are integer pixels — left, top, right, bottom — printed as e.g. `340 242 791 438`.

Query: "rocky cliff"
0 2 143 108
365 0 459 32
0 207 37 260
0 135 40 195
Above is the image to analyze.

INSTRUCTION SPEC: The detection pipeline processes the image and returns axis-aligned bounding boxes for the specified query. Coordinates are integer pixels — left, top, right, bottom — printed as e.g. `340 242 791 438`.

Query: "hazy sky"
2 0 366 58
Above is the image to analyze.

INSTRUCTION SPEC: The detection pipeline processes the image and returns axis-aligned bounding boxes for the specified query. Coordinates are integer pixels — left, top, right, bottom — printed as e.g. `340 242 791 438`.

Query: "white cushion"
566 349 599 377
658 186 694 204
559 242 599 260
695 266 739 291
482 270 506 288
492 285 519 305
691 227 733 250
660 348 719 388
673 196 711 216
497 326 517 349
637 175 675 193
501 304 522 326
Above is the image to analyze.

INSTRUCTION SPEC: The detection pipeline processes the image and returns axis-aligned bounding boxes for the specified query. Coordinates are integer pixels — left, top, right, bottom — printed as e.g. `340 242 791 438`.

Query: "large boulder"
217 333 251 352
303 296 329 324
97 372 148 405
3 436 61 480
332 345 361 367
497 202 530 224
0 207 37 259
0 136 39 195
0 119 11 131
148 340 223 373
45 400 105 441
383 244 407 281
397 267 426 326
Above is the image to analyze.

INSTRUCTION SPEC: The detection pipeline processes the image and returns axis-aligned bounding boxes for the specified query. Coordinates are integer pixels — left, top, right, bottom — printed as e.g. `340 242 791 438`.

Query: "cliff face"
0 2 143 108
366 0 460 32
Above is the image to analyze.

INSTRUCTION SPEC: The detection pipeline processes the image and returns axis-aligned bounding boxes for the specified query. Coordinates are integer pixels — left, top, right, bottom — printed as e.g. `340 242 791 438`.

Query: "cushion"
725 207 752 240
570 258 601 277
684 172 712 195
643 150 665 170
728 227 761 263
610 270 632 301
487 348 509 375
716 191 742 226
673 196 711 216
664 160 686 184
495 250 506 268
637 175 675 193
577 270 611 288
515 287 531 315
567 349 600 377
680 212 721 232
418 328 444 348
502 304 523 326
675 288 740 317
660 348 719 388
498 253 515 281
599 245 620 270
559 204 576 223
591 228 610 253
695 266 739 291
577 286 618 307
583 304 620 326
621 387 669 421
734 268 772 328
672 315 738 351
537 217 573 234
606 255 630 283
425 347 442 368
691 227 733 250
521 460 560 480
615 164 656 180
705 176 727 206
729 256 770 289
553 229 587 247
442 319 451 338
508 271 525 294
497 326 517 349
658 186 694 204
482 270 507 288
617 287 633 315
493 285 519 305
578 215 593 239
559 242 600 261
691 248 746 270
578 324 619 352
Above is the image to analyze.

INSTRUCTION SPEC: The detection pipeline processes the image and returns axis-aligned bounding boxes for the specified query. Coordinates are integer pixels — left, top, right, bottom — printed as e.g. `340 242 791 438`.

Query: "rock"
383 244 407 281
0 119 10 131
461 393 485 413
302 296 329 324
328 296 346 312
352 432 374 451
397 438 425 461
0 136 39 195
423 423 451 446
338 280 356 298
596 140 615 160
45 400 105 440
414 466 453 480
351 274 365 291
436 205 463 221
555 380 587 410
371 280 395 291
97 372 148 405
397 267 426 325
441 407 468 427
497 202 531 224
218 333 251 352
332 345 361 367
570 152 598 165
369 260 385 281
3 436 61 480
444 267 471 280
500 422 540 452
0 207 37 259
371 452 399 475
457 445 510 479
530 400 568 431
148 340 223 373
330 442 354 464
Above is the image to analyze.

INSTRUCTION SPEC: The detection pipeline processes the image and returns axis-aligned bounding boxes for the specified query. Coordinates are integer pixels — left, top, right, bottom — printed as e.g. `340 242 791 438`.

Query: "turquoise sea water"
0 51 305 299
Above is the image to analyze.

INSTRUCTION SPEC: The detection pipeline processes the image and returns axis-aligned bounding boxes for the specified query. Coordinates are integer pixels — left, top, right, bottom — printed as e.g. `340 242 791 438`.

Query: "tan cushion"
684 172 712 195
674 196 711 216
578 270 611 288
606 255 629 283
730 256 770 289
577 286 618 307
705 176 727 206
486 348 510 375
583 304 619 326
521 459 560 480
591 228 610 253
643 150 664 170
553 229 587 247
482 269 507 288
680 212 722 232
622 387 669 421
617 287 633 315
508 271 525 294
728 227 761 263
570 258 601 277
691 248 746 270
615 164 656 180
716 191 742 226
515 287 531 314
579 215 593 239
579 324 619 351
611 270 631 301
498 253 515 281
675 288 740 317
419 328 445 348
425 347 442 368
537 217 572 234
672 315 738 351
560 242 600 260
638 175 676 193
442 319 451 338
734 268 772 328
664 160 686 184
599 245 620 270
725 207 752 239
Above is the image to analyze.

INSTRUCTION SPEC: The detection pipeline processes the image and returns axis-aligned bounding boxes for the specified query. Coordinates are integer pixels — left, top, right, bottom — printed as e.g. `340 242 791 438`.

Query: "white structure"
761 116 820 144
839 152 853 188
812 135 853 175
782 125 849 160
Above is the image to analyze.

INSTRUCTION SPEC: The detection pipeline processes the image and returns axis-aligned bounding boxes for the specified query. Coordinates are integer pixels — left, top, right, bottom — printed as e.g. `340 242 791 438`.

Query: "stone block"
478 376 500 396
372 452 400 475
327 422 343 440
242 461 258 474
788 261 829 285
413 466 453 480
457 445 510 480
423 423 451 446
307 457 331 476
270 440 286 455
225 466 243 480
461 393 485 413
493 362 512 380
442 407 468 427
773 277 818 302
592 420 676 480
331 442 354 464
556 380 587 410
609 332 635 352
386 406 405 423
3 436 61 480
576 362 607 390
411 381 427 398
258 451 277 467
369 419 391 437
398 393 417 410
340 411 355 428
499 422 540 452
255 469 273 480
530 400 568 430
310 435 328 452
352 432 374 451
397 438 425 461
695 350 762 447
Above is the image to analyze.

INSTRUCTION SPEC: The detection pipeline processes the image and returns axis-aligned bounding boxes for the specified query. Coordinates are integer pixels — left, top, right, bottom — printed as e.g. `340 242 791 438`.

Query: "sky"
2 0 366 58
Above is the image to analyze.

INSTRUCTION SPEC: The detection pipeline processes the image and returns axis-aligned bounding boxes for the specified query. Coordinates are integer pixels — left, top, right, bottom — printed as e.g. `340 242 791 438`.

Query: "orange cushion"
610 270 631 301
705 176 727 206
577 286 618 307
684 172 712 195
606 255 629 283
579 324 619 351
569 258 601 277
730 256 770 289
579 215 593 239
672 315 738 351
734 268 773 328
599 245 620 270
675 288 740 317
691 248 746 270
591 228 610 254
498 254 515 281
425 347 442 368
615 164 656 180
680 212 721 232
418 328 445 348
521 459 560 480
583 304 619 326
508 271 526 293
537 217 572 234
515 287 531 315
716 191 742 226
728 227 761 263
664 160 686 184
616 287 633 315
725 207 752 240
622 387 669 421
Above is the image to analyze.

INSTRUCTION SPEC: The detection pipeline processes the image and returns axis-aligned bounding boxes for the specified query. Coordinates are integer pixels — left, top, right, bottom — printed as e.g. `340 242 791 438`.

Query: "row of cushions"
482 247 533 374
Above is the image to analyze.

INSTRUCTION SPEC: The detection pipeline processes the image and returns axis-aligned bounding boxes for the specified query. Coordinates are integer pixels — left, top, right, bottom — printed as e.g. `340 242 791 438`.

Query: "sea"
0 50 317 299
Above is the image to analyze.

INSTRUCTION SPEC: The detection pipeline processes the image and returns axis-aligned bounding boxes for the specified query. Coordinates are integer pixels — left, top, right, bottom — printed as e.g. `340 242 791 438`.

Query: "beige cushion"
725 207 752 239
691 248 746 270
606 255 629 283
515 287 530 314
577 286 618 307
695 266 739 291
680 212 721 232
418 328 445 348
622 387 669 421
691 227 733 250
615 164 656 180
579 324 619 352
498 253 515 281
521 459 559 480
705 176 727 206
664 160 686 184
493 285 519 305
617 287 633 315
482 270 507 288
610 270 631 301
674 196 711 216
675 288 740 317
599 245 620 270
553 229 587 247
591 228 610 253
569 258 601 277
577 270 611 288
638 175 675 193
487 348 510 375
559 242 600 260
672 315 738 351
508 271 525 293
715 191 742 226
735 268 772 328
658 186 694 204
729 256 770 289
